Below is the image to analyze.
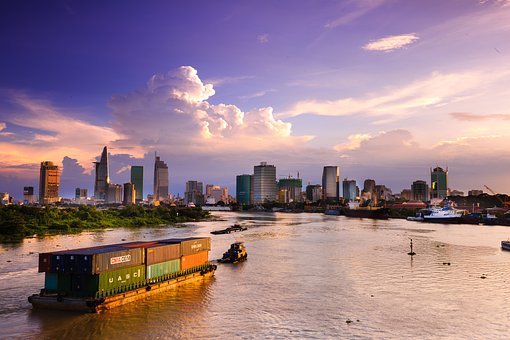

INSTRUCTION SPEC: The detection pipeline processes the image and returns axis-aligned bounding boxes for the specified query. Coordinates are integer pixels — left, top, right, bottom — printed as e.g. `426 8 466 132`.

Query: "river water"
1 212 510 339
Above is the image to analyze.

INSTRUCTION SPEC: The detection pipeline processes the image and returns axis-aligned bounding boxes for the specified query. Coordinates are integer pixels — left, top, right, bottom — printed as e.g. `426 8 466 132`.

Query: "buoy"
407 238 416 256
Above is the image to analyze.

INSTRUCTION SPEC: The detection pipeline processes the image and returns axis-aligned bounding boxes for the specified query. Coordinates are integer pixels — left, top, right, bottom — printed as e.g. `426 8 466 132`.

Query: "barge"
29 237 216 313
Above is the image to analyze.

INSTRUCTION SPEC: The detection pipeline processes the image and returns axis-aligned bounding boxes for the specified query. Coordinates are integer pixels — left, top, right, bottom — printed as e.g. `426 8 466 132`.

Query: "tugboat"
218 242 247 263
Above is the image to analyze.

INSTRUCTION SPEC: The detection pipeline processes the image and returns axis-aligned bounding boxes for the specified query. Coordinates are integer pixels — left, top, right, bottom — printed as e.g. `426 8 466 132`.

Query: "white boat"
423 203 467 224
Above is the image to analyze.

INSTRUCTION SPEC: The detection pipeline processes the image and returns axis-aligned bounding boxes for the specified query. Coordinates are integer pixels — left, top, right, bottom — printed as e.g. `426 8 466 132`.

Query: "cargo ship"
28 237 216 313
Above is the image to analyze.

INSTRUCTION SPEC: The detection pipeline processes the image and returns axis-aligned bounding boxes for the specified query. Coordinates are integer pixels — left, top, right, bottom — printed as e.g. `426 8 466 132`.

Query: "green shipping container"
146 259 180 280
71 265 146 297
98 265 145 293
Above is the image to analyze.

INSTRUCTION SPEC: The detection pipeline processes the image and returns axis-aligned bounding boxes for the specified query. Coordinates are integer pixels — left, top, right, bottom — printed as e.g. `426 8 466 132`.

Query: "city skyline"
1 1 510 198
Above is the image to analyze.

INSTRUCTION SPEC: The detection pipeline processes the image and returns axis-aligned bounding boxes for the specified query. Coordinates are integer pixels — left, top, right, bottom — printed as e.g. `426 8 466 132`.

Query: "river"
1 212 510 339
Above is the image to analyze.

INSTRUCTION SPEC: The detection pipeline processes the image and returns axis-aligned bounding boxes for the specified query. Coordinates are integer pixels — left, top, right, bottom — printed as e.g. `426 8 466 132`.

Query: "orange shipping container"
180 251 209 271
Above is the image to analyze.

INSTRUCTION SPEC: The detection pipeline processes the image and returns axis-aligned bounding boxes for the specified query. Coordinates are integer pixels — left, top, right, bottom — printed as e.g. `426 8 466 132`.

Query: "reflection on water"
1 212 510 338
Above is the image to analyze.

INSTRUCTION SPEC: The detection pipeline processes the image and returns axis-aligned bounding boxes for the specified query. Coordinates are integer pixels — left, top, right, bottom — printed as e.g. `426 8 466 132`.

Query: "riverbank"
0 205 210 242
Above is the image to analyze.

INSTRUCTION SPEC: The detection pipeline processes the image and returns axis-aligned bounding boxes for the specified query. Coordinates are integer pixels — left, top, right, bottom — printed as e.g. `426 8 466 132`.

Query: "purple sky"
1 0 510 199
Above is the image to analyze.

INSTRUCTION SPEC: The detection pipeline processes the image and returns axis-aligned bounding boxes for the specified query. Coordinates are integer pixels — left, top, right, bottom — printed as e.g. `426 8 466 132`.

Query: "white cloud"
257 34 269 44
0 93 124 172
108 66 312 155
239 89 276 99
325 0 385 28
363 33 419 52
0 122 5 131
334 134 372 152
280 70 506 119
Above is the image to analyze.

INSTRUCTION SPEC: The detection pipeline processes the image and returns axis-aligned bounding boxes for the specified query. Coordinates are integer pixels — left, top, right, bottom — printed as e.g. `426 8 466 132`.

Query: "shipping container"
44 273 59 290
180 251 209 271
146 259 180 280
50 253 67 272
71 265 146 297
119 241 158 248
38 253 52 272
146 243 181 265
159 237 211 256
46 246 145 274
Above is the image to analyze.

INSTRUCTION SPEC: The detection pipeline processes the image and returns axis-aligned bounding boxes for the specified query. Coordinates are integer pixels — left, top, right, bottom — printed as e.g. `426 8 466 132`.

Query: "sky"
1 0 510 199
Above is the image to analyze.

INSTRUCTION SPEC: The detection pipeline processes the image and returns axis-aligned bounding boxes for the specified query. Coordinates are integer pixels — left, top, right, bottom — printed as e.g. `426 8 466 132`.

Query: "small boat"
218 242 247 263
423 201 467 224
501 240 510 251
210 224 247 235
407 209 431 222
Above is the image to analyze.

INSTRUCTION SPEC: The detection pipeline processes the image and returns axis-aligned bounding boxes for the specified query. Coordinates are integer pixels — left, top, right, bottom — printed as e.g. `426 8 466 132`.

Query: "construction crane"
484 185 510 207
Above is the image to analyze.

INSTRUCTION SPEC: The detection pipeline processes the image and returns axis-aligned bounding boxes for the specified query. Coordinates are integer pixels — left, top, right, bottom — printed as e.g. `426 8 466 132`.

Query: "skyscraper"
322 166 339 202
431 166 448 199
123 182 135 205
94 146 109 200
277 177 303 203
23 186 37 204
185 180 204 205
306 184 322 203
411 180 429 201
39 161 60 205
106 183 123 204
153 154 169 202
342 179 357 202
236 174 252 205
253 162 277 203
130 166 144 202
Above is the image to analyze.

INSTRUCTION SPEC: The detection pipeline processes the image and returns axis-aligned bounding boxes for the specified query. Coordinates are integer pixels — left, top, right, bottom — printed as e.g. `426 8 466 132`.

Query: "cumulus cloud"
334 134 372 152
109 66 311 154
281 70 505 118
449 112 510 121
363 33 419 52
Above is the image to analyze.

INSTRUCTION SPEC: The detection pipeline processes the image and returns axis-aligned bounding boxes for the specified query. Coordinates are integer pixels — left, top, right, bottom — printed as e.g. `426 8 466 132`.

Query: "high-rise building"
342 179 357 202
153 155 169 202
322 166 339 202
306 184 322 202
130 166 144 202
94 146 109 200
253 162 277 203
185 181 204 205
123 182 135 205
411 180 429 201
106 183 123 204
431 166 448 199
39 161 60 205
277 178 303 203
23 186 37 204
75 188 88 199
236 174 252 205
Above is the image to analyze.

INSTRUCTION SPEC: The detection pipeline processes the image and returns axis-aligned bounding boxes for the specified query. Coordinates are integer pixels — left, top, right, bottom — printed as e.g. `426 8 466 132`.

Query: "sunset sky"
1 0 510 199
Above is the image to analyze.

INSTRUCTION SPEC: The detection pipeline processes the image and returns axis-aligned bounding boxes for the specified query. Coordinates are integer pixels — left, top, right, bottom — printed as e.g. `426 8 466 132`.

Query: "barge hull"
29 269 215 313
